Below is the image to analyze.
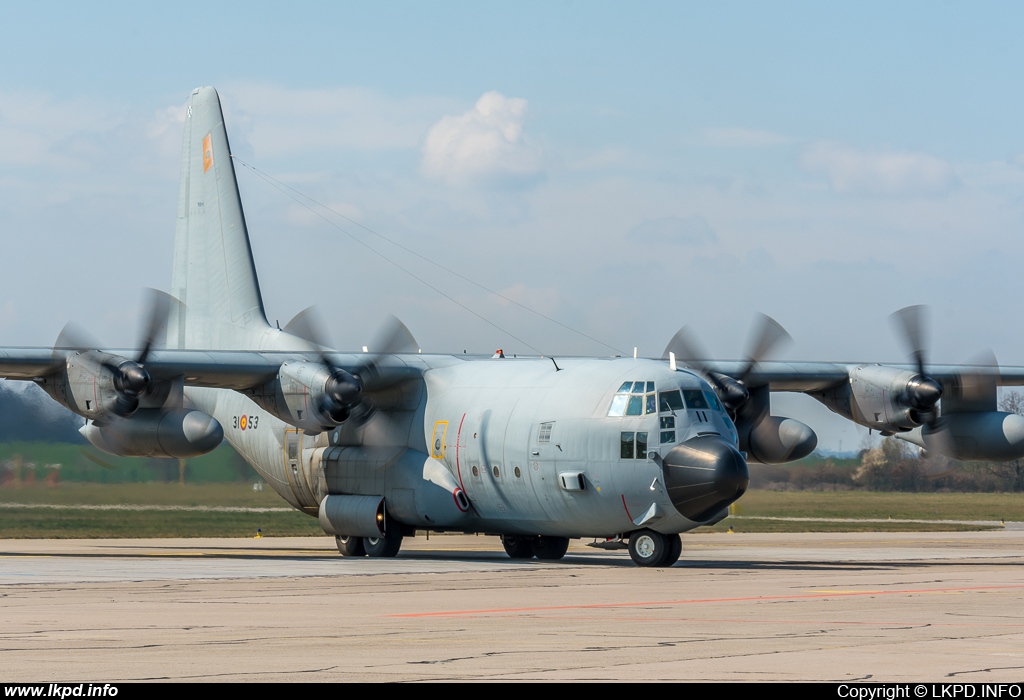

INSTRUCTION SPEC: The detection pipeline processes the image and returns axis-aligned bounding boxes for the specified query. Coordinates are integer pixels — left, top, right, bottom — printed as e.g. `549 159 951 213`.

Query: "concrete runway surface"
1 531 1023 682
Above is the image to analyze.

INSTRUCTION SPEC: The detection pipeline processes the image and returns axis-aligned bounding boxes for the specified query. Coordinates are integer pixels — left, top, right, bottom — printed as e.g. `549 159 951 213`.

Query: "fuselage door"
283 428 317 511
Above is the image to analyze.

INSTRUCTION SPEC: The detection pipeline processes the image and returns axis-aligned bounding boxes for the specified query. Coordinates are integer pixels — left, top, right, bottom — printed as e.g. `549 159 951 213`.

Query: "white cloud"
704 127 790 148
420 91 542 185
220 84 456 159
801 141 958 196
627 215 717 245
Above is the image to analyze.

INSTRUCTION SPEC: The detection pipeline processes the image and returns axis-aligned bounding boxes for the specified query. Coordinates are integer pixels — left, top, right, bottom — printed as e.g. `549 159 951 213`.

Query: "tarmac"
2 531 1023 682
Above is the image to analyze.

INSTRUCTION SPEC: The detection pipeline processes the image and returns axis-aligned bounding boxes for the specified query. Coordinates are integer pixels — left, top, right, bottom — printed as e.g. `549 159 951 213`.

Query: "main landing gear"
500 535 571 560
627 529 682 567
335 527 404 558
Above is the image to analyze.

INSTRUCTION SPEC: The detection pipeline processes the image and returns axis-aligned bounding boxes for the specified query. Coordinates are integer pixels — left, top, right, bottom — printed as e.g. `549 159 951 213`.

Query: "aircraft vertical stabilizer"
168 87 273 351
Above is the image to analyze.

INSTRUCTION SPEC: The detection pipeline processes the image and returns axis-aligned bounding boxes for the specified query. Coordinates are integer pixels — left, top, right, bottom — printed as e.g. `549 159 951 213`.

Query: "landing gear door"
283 428 317 510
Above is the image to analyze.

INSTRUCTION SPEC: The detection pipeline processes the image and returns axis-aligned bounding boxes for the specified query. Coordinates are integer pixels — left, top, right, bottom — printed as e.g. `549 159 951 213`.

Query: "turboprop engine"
249 361 364 433
41 350 153 420
80 408 223 458
813 364 942 434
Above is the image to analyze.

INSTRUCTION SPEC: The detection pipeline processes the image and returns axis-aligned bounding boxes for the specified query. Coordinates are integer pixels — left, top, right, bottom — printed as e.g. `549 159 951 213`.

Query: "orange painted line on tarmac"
387 584 1024 618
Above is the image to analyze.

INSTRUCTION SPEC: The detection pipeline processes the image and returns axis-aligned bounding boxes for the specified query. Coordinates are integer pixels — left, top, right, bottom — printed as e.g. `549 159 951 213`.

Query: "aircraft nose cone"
661 436 748 522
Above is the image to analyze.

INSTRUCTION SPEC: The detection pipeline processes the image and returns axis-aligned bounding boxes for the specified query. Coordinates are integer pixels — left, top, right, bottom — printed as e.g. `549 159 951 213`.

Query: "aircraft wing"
700 361 1024 392
0 347 425 391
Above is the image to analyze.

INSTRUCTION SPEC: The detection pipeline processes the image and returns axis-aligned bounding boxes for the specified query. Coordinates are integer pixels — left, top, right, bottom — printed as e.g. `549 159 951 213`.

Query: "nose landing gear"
628 529 682 567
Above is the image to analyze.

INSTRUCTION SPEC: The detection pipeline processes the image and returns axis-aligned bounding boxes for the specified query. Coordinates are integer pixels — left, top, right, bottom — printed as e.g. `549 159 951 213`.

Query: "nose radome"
661 436 748 522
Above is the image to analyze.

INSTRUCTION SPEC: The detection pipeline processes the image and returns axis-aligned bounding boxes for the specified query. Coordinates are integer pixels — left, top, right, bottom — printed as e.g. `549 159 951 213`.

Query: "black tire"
662 533 682 567
335 535 365 557
364 530 403 558
628 529 669 567
501 535 536 559
532 535 570 560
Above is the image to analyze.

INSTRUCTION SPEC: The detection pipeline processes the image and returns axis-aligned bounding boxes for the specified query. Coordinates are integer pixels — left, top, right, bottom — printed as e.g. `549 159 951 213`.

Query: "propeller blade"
369 314 418 356
662 324 749 411
283 305 332 351
136 289 174 365
738 313 792 381
662 325 711 371
890 305 928 377
946 349 999 413
51 322 100 365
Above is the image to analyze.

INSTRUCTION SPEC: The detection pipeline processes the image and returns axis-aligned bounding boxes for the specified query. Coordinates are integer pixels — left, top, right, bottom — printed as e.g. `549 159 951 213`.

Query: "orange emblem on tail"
203 133 213 172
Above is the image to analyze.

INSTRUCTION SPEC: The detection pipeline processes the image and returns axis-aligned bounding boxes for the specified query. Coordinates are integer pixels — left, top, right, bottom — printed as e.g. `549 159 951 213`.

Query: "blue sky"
2 2 1023 448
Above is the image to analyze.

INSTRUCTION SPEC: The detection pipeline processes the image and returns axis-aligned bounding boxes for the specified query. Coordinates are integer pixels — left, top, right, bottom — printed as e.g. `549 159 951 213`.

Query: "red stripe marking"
387 584 1024 618
620 494 633 522
455 413 466 473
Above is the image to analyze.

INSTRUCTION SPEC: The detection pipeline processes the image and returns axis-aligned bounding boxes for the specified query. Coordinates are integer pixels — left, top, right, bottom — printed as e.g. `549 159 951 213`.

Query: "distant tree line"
0 382 84 443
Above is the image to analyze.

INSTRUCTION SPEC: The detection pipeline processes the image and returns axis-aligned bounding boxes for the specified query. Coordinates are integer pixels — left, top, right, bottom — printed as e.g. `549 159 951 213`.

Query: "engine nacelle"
42 350 141 419
900 411 1024 462
813 364 925 433
80 408 223 458
249 361 361 433
745 415 818 464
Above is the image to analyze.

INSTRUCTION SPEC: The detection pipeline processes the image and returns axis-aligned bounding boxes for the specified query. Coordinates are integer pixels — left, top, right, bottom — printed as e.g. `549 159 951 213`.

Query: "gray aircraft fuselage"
188 355 744 539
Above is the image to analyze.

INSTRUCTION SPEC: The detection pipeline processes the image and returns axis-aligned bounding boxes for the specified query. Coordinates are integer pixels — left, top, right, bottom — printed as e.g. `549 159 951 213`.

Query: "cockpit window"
703 390 722 411
683 389 709 409
626 395 644 415
659 390 684 412
608 380 655 417
607 394 628 417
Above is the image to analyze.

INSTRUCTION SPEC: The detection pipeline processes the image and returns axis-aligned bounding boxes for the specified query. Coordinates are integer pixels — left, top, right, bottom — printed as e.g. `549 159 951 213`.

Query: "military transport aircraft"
2 87 1023 567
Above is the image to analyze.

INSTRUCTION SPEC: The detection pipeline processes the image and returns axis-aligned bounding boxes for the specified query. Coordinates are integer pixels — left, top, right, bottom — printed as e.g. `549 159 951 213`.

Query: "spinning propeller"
663 313 792 415
284 307 417 425
889 305 944 426
52 289 175 417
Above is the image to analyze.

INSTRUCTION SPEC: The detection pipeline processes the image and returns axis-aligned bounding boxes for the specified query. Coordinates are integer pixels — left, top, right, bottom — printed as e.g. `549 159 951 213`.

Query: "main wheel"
364 530 403 558
628 529 669 567
501 535 535 559
532 535 570 560
336 535 366 557
662 533 682 567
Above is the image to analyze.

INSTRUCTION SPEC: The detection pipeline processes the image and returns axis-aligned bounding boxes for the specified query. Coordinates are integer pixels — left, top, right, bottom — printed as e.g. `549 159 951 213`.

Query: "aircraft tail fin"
167 87 272 351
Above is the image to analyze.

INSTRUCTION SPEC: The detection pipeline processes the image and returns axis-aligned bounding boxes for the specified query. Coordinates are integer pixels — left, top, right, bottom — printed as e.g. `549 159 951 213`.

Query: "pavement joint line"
388 584 1024 618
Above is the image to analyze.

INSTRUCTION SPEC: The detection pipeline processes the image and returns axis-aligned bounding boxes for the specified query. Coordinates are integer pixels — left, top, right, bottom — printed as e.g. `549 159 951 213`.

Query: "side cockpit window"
683 389 709 409
620 431 648 459
658 390 684 412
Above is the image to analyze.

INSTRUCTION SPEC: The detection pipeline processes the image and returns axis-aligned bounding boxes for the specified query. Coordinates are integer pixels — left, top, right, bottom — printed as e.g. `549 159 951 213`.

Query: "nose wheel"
628 529 682 567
